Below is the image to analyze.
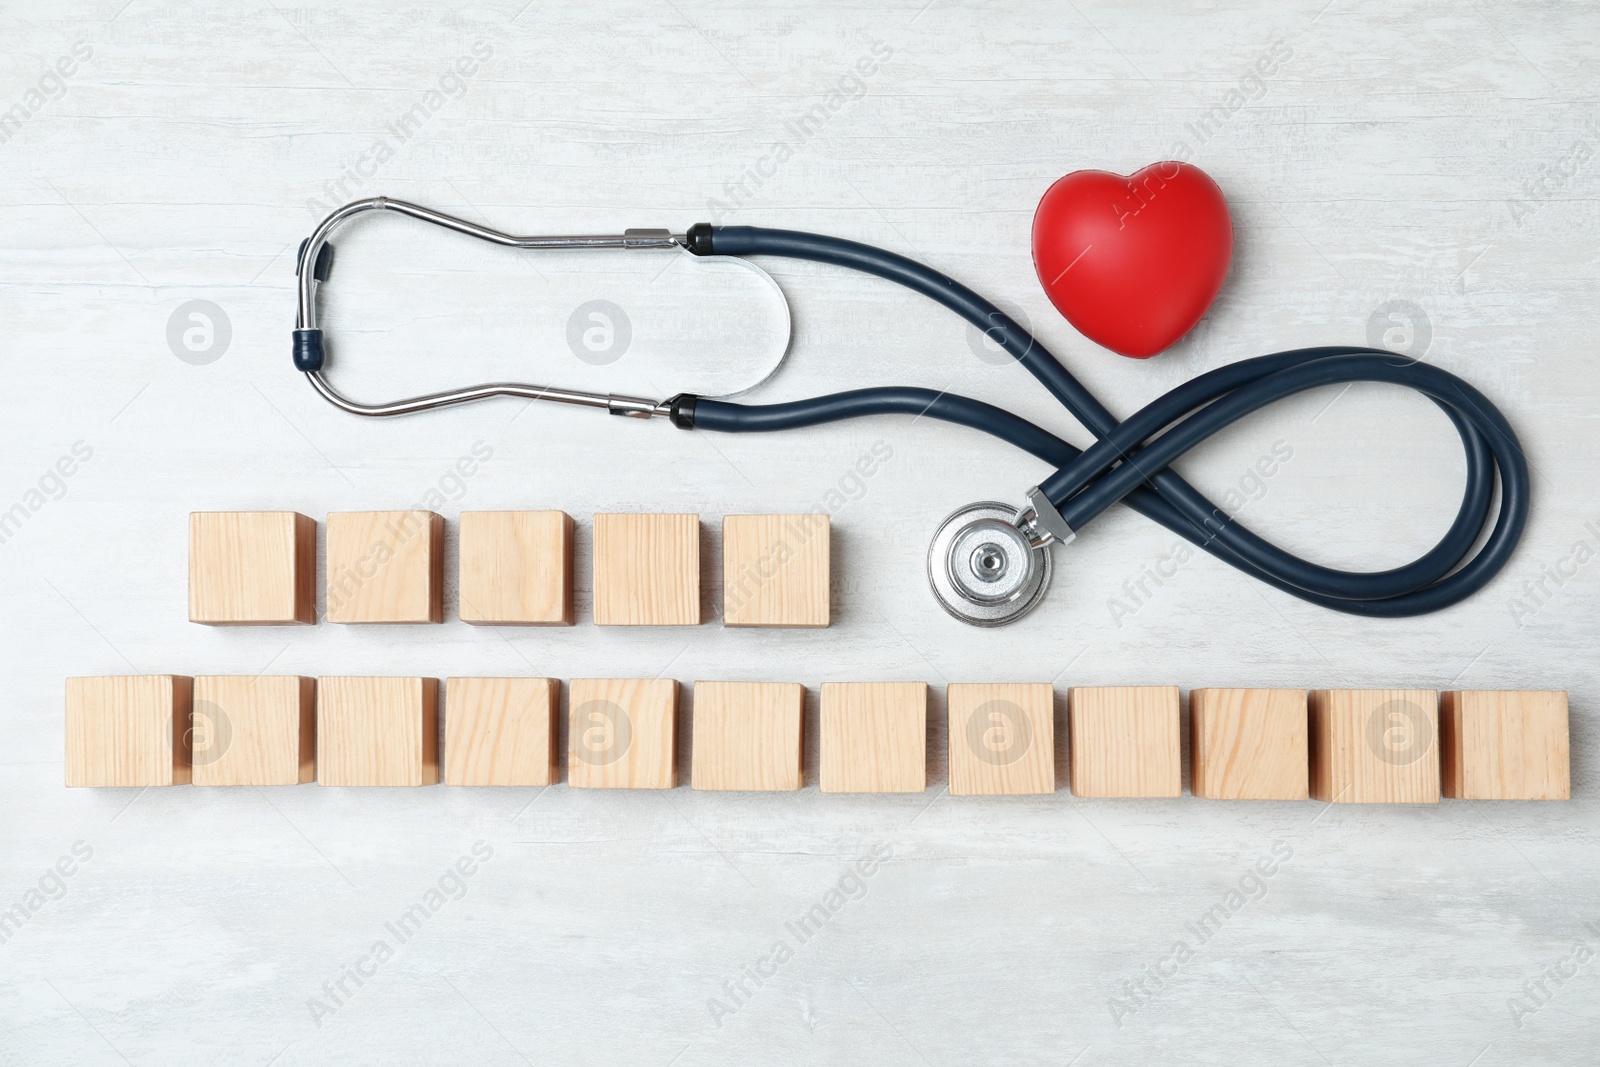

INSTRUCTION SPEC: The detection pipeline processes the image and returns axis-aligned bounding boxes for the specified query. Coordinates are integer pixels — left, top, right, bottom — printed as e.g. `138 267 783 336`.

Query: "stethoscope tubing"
688 226 1529 619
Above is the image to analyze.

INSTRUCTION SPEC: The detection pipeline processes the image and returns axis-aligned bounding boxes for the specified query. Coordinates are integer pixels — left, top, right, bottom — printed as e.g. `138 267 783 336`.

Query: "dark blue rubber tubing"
690 226 1529 619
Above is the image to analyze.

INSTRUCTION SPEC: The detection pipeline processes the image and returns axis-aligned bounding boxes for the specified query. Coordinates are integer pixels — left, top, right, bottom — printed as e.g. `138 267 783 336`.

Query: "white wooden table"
3 2 1596 1063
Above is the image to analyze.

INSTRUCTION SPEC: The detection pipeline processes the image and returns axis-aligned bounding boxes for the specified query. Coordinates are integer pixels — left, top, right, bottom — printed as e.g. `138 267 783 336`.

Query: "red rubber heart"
1032 161 1232 358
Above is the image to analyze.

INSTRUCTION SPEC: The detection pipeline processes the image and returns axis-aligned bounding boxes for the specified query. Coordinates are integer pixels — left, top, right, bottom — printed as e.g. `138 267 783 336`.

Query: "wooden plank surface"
10 2 1598 1060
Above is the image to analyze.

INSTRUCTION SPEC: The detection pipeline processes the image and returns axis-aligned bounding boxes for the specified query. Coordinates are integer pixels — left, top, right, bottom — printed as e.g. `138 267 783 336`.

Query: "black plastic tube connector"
684 223 715 257
666 393 698 429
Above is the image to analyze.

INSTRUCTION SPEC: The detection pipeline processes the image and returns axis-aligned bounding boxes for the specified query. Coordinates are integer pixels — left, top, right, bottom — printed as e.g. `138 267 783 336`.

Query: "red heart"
1032 162 1233 359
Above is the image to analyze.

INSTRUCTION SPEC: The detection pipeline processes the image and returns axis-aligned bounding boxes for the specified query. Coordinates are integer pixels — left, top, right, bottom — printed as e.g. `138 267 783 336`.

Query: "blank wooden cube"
722 514 830 628
1441 690 1569 800
593 513 700 626
317 677 439 786
459 511 573 625
443 677 557 786
820 682 926 793
1191 688 1308 800
568 678 678 789
326 510 443 623
947 683 1054 796
691 681 804 791
66 676 192 787
191 675 315 786
189 511 314 624
1309 689 1439 804
1069 686 1180 798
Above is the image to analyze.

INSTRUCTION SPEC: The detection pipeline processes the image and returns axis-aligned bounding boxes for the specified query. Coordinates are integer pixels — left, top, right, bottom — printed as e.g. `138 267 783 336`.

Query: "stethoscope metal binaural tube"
292 196 688 419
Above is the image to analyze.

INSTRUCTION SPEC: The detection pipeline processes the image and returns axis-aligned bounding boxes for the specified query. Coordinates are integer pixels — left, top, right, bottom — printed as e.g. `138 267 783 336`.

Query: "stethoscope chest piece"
927 502 1053 627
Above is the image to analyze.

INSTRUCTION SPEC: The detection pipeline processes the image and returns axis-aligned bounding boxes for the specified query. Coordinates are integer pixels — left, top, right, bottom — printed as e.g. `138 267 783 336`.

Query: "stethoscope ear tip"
927 501 1053 627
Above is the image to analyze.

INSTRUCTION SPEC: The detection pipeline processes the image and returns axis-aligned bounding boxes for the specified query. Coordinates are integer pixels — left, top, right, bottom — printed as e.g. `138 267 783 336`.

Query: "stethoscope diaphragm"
927 501 1052 627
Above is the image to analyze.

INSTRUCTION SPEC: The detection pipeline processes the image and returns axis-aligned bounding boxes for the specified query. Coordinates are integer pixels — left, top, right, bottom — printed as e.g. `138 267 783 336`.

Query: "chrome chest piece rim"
927 501 1053 627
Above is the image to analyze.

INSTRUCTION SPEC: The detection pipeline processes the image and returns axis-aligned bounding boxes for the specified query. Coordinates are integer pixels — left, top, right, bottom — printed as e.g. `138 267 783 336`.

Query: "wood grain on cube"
947 683 1054 796
1441 690 1569 800
65 675 192 787
189 511 314 624
1191 688 1308 800
568 678 678 789
459 511 573 625
593 513 700 626
1069 686 1180 798
443 677 557 786
326 510 443 623
820 682 926 793
722 514 830 628
191 675 314 786
317 677 439 786
1309 689 1439 804
691 681 804 791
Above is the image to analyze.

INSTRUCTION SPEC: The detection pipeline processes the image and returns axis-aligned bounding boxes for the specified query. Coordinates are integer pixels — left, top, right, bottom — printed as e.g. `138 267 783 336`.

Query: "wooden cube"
593 513 700 626
1441 690 1569 800
191 675 315 786
1191 688 1308 800
317 677 439 786
444 678 558 786
722 514 830 628
459 511 573 625
820 682 926 793
1069 686 1180 798
189 511 314 624
326 510 443 623
65 676 192 787
691 681 804 791
568 678 678 789
1309 689 1439 804
947 683 1054 796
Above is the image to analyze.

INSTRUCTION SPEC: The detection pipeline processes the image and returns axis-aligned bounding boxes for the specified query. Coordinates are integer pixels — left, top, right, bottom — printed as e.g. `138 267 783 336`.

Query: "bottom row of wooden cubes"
65 676 1568 799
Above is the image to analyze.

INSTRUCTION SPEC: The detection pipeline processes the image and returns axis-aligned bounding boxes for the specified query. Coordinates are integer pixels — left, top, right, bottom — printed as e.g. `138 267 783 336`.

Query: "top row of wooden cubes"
188 512 318 625
188 510 829 627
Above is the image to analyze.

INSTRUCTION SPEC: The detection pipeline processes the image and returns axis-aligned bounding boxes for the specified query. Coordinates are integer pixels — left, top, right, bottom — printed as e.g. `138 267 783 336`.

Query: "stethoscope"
293 197 1529 627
